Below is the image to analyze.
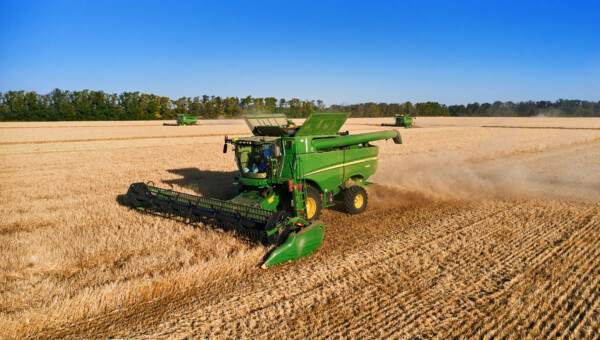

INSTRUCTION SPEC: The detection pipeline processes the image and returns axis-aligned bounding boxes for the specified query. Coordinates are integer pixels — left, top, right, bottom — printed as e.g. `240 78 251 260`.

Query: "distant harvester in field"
163 114 202 126
381 114 415 128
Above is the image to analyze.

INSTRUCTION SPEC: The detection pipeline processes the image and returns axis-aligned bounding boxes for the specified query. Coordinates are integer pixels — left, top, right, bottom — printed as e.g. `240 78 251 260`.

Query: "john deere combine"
381 114 415 128
163 114 201 126
125 113 401 268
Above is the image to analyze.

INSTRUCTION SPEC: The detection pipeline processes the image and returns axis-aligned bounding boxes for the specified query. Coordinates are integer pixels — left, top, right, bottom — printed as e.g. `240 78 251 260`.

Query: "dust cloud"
370 140 600 204
534 109 564 117
371 155 536 203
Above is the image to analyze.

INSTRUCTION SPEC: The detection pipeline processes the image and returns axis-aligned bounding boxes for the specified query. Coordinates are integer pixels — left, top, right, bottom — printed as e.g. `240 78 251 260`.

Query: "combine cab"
381 114 414 128
125 113 402 268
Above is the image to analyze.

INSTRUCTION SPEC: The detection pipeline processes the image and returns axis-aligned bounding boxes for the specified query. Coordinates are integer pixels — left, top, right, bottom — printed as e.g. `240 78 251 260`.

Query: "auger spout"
312 130 401 151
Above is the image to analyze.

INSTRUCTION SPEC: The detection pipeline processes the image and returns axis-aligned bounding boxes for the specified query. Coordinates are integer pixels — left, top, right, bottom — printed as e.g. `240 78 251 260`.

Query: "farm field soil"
1 118 600 338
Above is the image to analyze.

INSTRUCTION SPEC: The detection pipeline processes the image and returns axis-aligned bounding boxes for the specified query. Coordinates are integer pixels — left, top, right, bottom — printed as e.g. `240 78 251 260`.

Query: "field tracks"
38 201 600 339
322 202 598 338
441 205 600 338
158 203 512 337
38 201 505 338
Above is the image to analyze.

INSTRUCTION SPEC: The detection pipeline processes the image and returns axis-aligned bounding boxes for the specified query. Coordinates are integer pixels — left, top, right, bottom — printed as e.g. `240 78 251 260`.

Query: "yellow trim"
303 157 377 177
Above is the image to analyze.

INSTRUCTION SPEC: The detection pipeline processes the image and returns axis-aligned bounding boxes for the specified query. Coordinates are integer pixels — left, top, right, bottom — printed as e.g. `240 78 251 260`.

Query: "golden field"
1 117 600 338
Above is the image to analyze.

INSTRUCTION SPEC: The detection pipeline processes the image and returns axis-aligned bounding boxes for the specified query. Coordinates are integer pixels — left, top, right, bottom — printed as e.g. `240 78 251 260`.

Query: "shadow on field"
115 168 239 209
163 168 239 200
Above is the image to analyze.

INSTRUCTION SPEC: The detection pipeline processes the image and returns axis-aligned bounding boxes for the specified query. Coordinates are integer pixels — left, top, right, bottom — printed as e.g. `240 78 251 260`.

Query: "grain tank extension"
124 113 402 268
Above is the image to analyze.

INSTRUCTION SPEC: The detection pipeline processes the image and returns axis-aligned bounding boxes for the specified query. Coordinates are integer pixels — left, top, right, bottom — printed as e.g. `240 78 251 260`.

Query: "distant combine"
381 114 415 128
163 114 201 126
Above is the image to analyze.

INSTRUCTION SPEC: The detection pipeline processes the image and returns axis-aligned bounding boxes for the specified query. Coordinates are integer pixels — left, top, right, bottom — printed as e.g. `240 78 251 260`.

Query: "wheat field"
1 117 600 338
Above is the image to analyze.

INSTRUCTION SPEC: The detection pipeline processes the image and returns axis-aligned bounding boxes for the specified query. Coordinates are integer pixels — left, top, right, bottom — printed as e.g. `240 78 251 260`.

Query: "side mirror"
223 143 228 153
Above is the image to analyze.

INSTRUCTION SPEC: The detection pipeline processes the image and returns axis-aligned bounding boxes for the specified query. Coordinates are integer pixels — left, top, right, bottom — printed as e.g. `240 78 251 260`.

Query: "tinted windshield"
236 142 280 178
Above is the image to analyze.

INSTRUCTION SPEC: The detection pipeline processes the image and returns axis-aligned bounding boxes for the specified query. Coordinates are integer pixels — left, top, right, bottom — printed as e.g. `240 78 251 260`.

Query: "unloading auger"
124 113 402 268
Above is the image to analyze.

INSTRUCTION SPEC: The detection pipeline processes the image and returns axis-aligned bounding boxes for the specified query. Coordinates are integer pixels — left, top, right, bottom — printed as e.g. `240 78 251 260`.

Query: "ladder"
292 153 309 216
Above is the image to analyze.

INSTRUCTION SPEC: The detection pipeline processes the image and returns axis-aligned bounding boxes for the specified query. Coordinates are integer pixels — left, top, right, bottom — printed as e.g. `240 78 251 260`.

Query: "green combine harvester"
163 114 200 126
381 114 415 128
125 113 402 268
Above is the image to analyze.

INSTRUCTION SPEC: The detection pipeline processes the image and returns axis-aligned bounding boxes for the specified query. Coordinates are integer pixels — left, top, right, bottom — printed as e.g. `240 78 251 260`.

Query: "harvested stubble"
1 118 599 339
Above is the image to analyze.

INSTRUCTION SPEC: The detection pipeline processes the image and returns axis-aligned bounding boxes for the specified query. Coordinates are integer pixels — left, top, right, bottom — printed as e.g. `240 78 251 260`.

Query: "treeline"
330 100 600 117
1 89 599 121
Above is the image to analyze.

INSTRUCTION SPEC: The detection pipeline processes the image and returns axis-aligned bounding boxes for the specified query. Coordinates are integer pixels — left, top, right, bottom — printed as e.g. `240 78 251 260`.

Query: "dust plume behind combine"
371 137 600 204
372 155 534 203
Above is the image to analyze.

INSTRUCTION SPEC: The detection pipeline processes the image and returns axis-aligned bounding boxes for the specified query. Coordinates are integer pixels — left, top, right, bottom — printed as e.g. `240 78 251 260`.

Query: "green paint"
176 114 200 125
262 220 325 268
381 114 414 128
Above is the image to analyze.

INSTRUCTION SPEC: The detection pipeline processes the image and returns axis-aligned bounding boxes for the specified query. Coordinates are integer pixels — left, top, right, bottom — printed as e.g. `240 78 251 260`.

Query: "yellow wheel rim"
354 194 364 209
306 197 316 219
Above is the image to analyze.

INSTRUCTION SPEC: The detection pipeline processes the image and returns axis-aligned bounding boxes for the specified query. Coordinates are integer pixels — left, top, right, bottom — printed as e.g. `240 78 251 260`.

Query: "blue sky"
1 0 598 105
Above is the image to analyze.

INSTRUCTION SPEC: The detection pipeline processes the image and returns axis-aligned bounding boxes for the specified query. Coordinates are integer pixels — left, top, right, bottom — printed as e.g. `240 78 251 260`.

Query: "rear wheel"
342 186 368 215
305 186 322 221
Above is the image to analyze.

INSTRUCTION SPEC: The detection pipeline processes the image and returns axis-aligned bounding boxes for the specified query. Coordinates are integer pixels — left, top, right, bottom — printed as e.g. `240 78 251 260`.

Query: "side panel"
343 146 379 182
301 151 344 193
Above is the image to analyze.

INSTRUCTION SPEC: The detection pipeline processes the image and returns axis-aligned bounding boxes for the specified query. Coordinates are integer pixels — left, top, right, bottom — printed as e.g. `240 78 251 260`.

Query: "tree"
25 91 43 120
241 95 252 110
317 100 325 111
188 96 201 117
288 98 301 117
264 97 277 113
417 101 448 116
301 100 316 116
172 96 189 116
448 104 466 116
224 96 241 117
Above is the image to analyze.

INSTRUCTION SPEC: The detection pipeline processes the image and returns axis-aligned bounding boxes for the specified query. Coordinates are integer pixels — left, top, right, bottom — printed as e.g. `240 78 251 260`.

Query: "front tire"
305 186 322 221
342 186 368 215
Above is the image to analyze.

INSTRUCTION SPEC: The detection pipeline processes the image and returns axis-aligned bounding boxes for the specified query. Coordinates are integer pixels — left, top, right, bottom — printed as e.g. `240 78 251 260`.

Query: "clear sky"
1 0 598 105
